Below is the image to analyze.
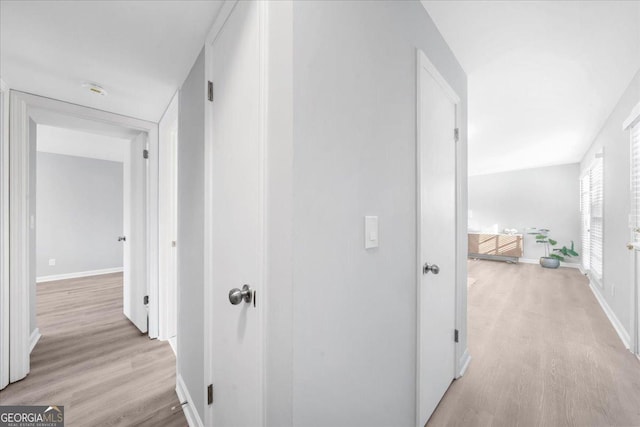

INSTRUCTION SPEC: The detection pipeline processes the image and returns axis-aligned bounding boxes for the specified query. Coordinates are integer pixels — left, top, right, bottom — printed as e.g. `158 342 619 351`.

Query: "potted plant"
528 228 579 268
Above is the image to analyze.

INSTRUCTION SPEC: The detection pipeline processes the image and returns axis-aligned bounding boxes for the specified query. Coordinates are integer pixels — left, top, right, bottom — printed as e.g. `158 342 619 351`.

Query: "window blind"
580 174 590 271
590 153 604 281
632 124 640 234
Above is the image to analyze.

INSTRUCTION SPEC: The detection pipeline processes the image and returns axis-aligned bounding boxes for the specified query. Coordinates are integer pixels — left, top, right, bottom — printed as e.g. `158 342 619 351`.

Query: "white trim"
5 90 160 385
0 79 9 390
457 349 471 378
158 91 179 341
623 101 640 130
176 374 204 427
36 267 124 283
415 48 465 427
9 92 31 382
588 278 631 349
29 328 41 353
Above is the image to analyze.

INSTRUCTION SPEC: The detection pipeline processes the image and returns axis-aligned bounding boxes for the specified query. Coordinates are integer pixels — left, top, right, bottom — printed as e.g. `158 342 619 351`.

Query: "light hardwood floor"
0 273 187 427
427 260 640 427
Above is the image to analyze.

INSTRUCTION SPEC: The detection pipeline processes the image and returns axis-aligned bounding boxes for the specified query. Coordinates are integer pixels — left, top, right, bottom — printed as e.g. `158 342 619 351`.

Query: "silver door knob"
423 263 440 275
118 236 126 242
229 284 253 305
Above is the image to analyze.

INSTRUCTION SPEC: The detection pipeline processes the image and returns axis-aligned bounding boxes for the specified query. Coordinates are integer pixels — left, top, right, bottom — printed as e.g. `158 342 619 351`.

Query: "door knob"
423 263 440 275
229 284 253 305
628 243 635 251
118 236 126 242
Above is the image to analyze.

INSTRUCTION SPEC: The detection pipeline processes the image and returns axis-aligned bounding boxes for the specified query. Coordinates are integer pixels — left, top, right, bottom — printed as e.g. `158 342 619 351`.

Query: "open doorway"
33 124 133 352
2 90 164 383
0 91 185 423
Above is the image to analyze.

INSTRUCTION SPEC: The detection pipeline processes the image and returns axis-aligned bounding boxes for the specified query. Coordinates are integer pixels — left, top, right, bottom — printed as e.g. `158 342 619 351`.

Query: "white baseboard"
36 267 123 283
588 279 630 349
29 328 41 353
457 348 471 378
176 374 204 427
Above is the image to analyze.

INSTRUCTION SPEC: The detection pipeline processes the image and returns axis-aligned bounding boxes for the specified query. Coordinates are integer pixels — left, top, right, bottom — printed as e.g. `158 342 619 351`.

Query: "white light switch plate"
49 258 56 266
365 216 379 249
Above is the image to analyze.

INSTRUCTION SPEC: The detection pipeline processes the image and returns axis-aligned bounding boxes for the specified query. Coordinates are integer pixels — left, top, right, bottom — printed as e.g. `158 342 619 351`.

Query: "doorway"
3 90 160 384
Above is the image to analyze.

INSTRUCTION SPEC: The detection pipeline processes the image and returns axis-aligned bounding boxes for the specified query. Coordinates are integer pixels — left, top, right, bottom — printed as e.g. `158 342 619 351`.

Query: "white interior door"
123 132 148 333
159 93 178 342
417 50 458 426
208 0 263 425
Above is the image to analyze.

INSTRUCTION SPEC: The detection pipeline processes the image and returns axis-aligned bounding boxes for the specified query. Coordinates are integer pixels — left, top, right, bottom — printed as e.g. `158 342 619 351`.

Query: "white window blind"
580 174 590 271
590 153 604 281
632 124 640 234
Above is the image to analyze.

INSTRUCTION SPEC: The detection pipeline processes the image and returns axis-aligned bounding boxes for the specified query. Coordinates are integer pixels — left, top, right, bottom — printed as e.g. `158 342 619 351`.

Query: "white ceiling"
0 0 223 122
37 125 130 163
422 1 640 176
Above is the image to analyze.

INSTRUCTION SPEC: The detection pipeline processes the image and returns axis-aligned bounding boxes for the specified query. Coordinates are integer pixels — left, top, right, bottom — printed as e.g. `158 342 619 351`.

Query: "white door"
208 0 263 425
159 93 179 342
123 132 148 333
417 50 458 426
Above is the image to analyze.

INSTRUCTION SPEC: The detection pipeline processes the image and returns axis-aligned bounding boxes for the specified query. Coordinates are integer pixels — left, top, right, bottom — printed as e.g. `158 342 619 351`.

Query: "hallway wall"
289 1 468 425
176 48 205 421
36 152 123 280
580 68 640 343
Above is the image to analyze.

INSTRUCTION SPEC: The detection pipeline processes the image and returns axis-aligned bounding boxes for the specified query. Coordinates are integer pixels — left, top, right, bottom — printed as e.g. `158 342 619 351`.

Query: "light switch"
365 216 379 249
49 259 56 266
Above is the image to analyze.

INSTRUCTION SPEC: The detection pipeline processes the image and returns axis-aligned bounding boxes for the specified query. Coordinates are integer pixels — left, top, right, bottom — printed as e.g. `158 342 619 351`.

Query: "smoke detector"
82 82 108 96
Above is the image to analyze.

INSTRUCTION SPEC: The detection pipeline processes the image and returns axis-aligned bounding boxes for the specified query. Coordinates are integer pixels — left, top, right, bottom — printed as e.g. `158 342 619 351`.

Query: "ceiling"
37 125 130 163
422 1 640 176
0 0 223 122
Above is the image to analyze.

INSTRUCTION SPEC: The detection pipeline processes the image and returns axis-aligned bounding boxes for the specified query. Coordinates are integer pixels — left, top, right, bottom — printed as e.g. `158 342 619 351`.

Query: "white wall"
580 69 640 339
469 163 581 262
288 1 467 425
36 152 123 278
37 125 128 162
177 48 205 421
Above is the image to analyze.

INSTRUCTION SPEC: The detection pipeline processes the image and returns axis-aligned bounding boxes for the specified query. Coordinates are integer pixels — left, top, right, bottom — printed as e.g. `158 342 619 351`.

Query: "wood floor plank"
427 260 640 427
0 273 187 427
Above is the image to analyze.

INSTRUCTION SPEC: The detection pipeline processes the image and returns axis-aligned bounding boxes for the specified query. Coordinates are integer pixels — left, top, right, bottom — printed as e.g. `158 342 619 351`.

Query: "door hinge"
207 384 214 404
143 149 149 159
207 81 214 102
143 295 149 305
454 329 459 343
454 128 460 143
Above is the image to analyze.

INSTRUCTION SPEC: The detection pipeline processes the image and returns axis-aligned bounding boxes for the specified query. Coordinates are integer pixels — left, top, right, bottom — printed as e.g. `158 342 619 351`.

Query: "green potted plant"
528 228 579 268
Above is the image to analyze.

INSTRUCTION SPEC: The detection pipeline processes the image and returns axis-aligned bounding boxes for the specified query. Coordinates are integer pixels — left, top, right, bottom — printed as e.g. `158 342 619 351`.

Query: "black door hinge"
143 295 149 305
143 149 149 159
454 128 460 143
454 329 459 343
208 81 214 102
207 384 213 404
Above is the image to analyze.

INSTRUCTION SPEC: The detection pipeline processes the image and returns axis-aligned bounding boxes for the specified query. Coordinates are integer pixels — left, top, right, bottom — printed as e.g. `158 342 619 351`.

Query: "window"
631 123 640 238
581 151 604 284
580 174 590 271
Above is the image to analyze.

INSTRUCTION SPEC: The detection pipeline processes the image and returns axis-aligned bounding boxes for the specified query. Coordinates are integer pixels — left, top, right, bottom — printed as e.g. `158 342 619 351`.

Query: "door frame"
158 90 179 344
203 0 267 425
5 90 159 383
0 78 9 390
415 48 468 426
